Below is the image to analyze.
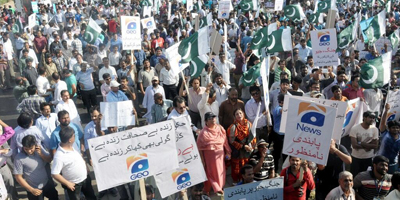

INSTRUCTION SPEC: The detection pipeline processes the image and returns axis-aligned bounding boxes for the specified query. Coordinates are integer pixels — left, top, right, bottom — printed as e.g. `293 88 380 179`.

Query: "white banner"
342 98 367 137
224 177 283 200
382 90 400 125
143 6 152 17
155 116 207 198
165 42 189 76
187 0 194 12
0 175 7 200
280 96 347 142
218 1 231 19
274 0 284 10
28 14 37 29
282 96 337 165
141 17 157 35
310 29 339 67
100 101 136 128
88 120 179 191
121 16 141 50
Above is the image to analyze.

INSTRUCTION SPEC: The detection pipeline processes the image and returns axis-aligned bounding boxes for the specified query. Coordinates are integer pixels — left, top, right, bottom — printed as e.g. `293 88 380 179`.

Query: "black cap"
204 112 216 120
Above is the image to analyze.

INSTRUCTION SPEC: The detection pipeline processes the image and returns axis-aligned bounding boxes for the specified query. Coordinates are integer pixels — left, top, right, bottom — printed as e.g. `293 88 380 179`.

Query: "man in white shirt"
213 52 236 85
159 59 179 100
143 76 165 123
99 57 118 84
325 171 356 200
51 126 96 200
168 96 199 134
35 102 59 149
211 73 230 106
19 42 39 68
245 86 269 142
295 39 312 63
51 72 68 106
197 83 219 128
0 32 15 78
36 67 51 100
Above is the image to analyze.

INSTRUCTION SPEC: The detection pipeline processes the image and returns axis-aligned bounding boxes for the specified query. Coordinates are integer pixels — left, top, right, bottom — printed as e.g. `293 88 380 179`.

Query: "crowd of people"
0 0 400 199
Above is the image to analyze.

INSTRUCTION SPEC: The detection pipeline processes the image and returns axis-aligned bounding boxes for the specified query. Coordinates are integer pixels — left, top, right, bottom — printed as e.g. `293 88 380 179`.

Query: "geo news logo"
126 153 150 180
296 102 326 135
125 19 137 34
171 168 192 190
318 31 330 46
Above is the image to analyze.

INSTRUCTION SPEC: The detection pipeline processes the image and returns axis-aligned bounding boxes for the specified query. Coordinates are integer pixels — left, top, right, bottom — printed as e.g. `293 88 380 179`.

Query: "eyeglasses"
251 91 260 96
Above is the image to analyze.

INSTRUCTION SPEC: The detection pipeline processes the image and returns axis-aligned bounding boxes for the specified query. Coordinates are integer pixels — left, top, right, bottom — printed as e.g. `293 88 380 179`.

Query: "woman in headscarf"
197 112 231 196
227 108 256 184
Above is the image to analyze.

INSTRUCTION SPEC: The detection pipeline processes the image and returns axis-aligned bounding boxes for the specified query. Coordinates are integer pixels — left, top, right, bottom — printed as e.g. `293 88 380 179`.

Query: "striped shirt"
248 151 274 181
354 171 392 200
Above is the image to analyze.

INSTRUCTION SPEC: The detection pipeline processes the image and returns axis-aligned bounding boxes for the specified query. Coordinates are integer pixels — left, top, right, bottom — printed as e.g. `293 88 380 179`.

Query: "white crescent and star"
319 2 328 10
287 7 296 18
252 32 264 46
310 14 317 22
267 35 276 50
242 3 251 11
190 61 198 77
86 32 94 43
339 36 350 49
243 75 254 84
181 42 192 60
362 64 378 84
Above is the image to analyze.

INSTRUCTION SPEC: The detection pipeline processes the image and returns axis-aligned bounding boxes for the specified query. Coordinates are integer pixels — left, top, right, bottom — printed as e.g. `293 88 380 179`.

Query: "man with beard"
354 156 392 200
281 156 315 200
35 102 59 149
143 76 165 123
49 110 84 157
212 73 230 106
350 111 379 176
188 183 211 200
322 70 347 99
151 93 173 124
325 171 356 200
219 88 245 130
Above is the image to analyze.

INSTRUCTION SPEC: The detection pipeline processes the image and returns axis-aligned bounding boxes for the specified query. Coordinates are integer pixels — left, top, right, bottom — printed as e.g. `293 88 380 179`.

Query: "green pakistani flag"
308 12 320 24
241 62 261 87
239 0 257 12
389 29 400 49
317 0 333 13
337 0 348 4
12 19 23 33
194 0 202 11
84 18 103 45
337 21 358 50
189 54 208 78
283 4 306 21
199 16 208 28
359 51 392 89
102 0 110 6
140 0 152 7
363 10 386 44
178 26 209 63
265 29 293 54
378 0 385 6
250 27 268 51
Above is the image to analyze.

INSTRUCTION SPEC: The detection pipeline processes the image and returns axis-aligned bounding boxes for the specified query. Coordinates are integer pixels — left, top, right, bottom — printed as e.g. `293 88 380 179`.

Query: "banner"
187 0 194 11
141 17 157 35
0 175 6 200
274 0 284 10
31 2 39 13
155 116 207 198
310 29 338 67
342 98 367 137
381 90 400 125
264 0 275 9
280 96 347 142
164 42 189 76
121 16 141 50
88 120 179 191
218 1 231 19
224 177 283 200
28 14 37 29
100 101 136 128
282 96 337 165
143 6 152 17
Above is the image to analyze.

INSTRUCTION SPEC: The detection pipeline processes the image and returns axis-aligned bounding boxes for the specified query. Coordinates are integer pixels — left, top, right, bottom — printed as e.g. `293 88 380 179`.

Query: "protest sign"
155 116 207 198
310 29 338 67
143 6 152 17
274 0 284 10
342 98 367 137
381 90 400 125
264 0 275 9
141 17 156 36
218 1 231 19
28 14 37 29
282 96 337 165
100 101 136 128
224 177 283 200
88 120 179 191
0 175 6 200
164 42 189 76
187 0 194 11
280 96 347 142
121 16 141 50
31 2 39 13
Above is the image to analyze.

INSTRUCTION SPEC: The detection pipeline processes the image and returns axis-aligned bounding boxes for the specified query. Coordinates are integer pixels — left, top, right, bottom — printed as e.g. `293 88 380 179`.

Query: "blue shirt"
272 106 283 135
84 121 98 150
75 14 82 23
110 38 123 51
241 36 253 52
150 55 163 67
76 68 95 91
106 90 129 102
134 49 146 67
50 123 83 153
378 131 400 164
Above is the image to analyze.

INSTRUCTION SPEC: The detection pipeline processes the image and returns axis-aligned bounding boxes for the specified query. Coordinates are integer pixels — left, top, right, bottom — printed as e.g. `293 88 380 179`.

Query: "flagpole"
181 71 192 105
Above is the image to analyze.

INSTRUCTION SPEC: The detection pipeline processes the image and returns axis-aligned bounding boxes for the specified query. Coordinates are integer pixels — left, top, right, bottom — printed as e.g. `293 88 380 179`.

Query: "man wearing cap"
143 76 165 123
350 111 379 176
248 139 275 181
106 80 128 102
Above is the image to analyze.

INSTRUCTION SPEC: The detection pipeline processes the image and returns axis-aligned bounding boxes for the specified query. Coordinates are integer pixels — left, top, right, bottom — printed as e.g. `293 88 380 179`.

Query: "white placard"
382 90 400 125
274 0 284 10
0 175 7 200
342 98 367 137
282 96 337 165
310 29 339 67
121 16 142 50
141 17 157 35
218 1 231 19
224 177 283 200
187 0 194 12
88 120 179 191
155 116 207 198
143 6 152 17
164 42 189 76
100 101 136 128
28 14 37 29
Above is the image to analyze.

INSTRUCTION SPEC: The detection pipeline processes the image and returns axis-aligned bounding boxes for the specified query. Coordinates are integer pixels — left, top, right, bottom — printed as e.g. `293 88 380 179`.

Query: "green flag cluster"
189 54 208 78
239 0 257 12
337 12 359 50
359 52 392 89
140 0 152 7
389 29 400 49
317 0 333 13
178 26 209 63
84 18 103 44
241 62 261 86
265 29 293 54
363 10 386 44
283 4 306 21
308 12 320 24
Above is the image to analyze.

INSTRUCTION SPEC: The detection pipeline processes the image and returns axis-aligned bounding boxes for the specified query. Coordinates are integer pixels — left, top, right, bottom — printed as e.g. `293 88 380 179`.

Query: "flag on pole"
241 62 261 86
308 12 320 24
102 0 111 6
337 21 358 50
317 0 336 13
140 0 152 7
389 29 400 49
178 26 209 63
84 18 103 44
199 16 208 28
194 0 202 11
239 0 257 12
189 54 208 78
283 4 306 21
359 51 392 89
363 10 386 44
265 29 293 54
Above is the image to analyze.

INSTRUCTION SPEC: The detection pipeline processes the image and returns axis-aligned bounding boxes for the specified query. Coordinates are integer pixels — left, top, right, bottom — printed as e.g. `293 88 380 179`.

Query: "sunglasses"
251 91 260 96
